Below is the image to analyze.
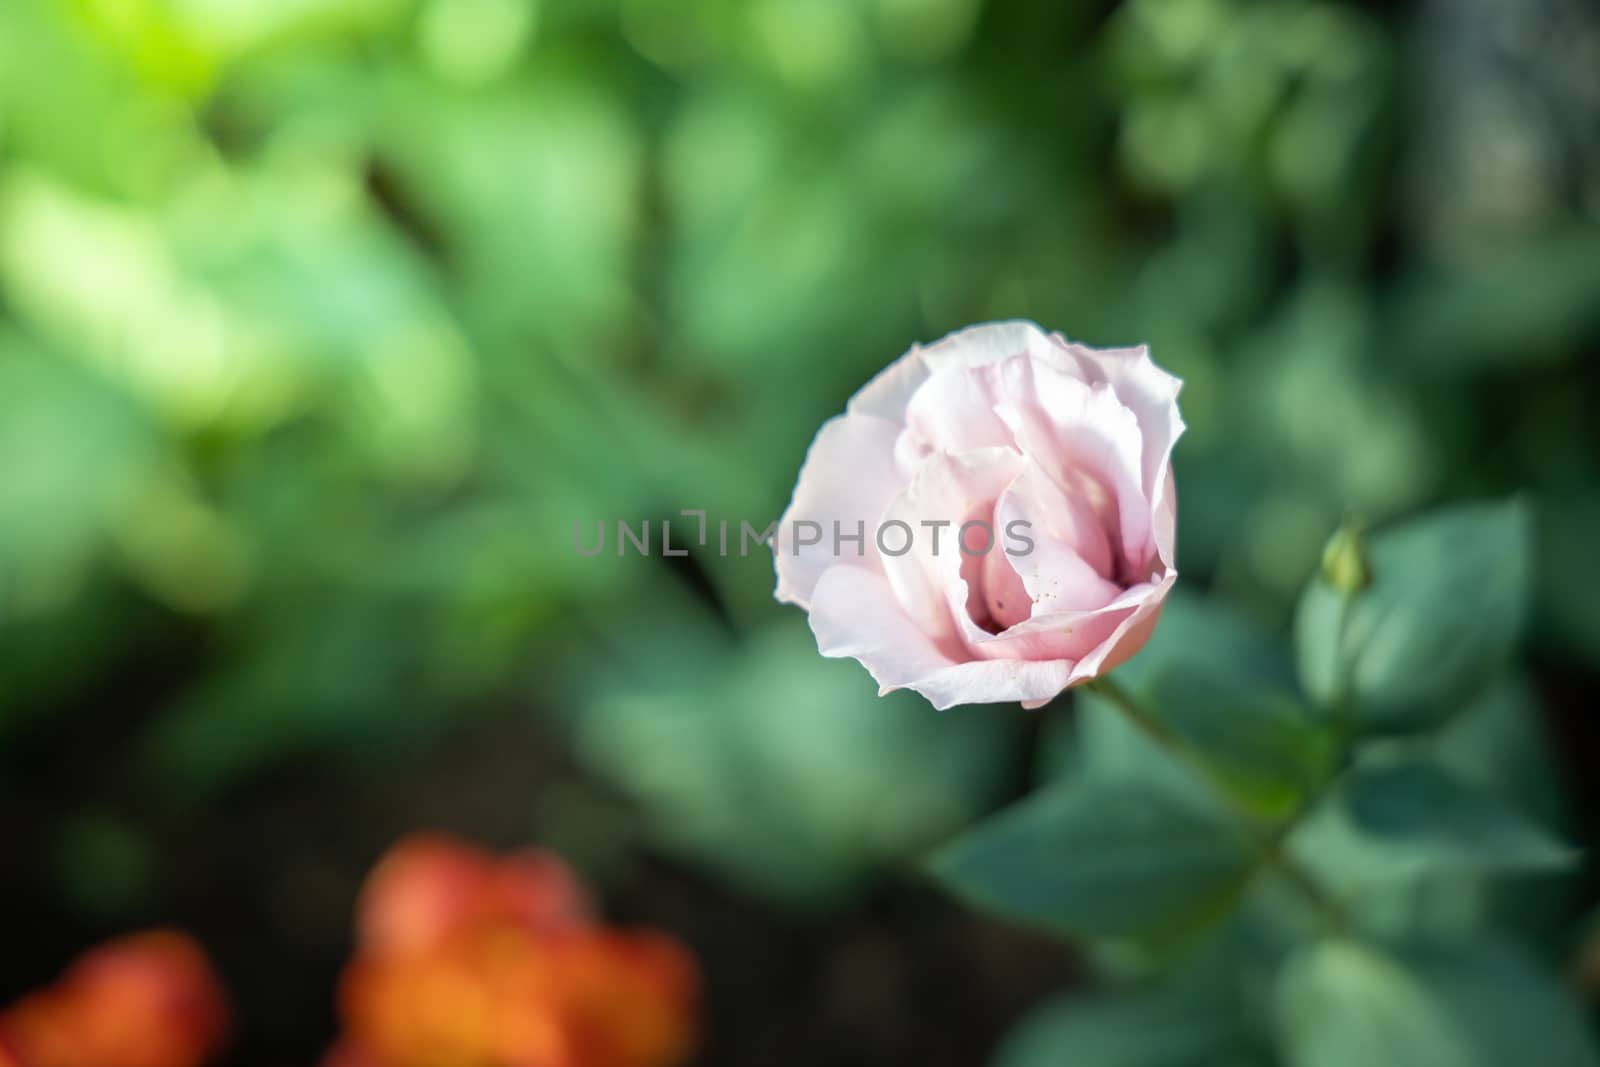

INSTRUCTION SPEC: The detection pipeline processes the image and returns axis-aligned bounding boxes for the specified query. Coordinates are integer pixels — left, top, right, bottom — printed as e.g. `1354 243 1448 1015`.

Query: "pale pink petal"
970 533 1031 631
877 448 1025 656
808 566 964 691
918 320 1056 372
1067 570 1177 682
1151 463 1177 568
903 366 1013 454
810 564 1079 708
976 579 1152 663
773 412 904 608
906 656 1078 710
994 458 1122 614
846 345 930 423
1053 336 1186 516
991 357 1153 576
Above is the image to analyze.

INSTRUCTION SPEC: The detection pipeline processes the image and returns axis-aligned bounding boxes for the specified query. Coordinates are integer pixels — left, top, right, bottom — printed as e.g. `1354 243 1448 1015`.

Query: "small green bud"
1320 518 1371 596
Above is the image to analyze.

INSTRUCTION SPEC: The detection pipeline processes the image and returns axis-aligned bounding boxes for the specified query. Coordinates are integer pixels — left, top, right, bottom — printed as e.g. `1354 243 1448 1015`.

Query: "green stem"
1085 674 1348 931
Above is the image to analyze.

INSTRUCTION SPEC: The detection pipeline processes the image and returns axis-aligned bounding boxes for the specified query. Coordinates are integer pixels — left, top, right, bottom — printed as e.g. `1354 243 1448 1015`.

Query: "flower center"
959 509 1033 635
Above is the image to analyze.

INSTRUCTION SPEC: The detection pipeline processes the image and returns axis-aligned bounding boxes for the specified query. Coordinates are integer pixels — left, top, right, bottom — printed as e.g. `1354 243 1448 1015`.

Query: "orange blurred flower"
357 835 591 957
0 931 230 1067
330 834 698 1067
554 933 699 1067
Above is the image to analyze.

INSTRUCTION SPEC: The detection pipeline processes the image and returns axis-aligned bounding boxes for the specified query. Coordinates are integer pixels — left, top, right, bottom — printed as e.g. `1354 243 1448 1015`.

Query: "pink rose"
773 321 1183 709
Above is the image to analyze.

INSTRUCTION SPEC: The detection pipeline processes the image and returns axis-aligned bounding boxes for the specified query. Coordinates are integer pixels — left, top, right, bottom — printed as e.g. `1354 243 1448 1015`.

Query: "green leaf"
1294 498 1531 731
1143 665 1338 820
1275 938 1600 1067
995 979 1263 1067
1045 590 1325 819
1283 679 1577 941
1115 588 1299 694
1339 760 1574 874
929 778 1258 943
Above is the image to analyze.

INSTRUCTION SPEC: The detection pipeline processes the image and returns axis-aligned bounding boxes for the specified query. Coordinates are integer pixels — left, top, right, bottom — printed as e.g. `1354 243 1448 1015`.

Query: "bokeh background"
2 0 1599 1063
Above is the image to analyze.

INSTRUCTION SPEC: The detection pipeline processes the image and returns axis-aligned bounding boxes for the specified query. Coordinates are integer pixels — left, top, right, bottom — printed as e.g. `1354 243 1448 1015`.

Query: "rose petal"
918 320 1055 372
1067 570 1176 682
995 457 1122 613
808 566 1077 709
992 356 1152 575
903 365 1013 454
877 448 1024 655
846 345 931 423
976 578 1152 664
773 412 905 608
1056 338 1186 510
971 530 1031 631
808 566 964 691
908 656 1079 709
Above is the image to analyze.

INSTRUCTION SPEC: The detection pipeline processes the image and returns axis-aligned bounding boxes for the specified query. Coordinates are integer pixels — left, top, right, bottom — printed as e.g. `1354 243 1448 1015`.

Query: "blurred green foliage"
1 0 1598 1062
1 0 1596 722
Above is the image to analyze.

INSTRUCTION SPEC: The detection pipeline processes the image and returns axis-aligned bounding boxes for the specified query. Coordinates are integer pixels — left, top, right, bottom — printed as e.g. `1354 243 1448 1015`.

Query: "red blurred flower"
0 931 229 1067
330 834 698 1067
